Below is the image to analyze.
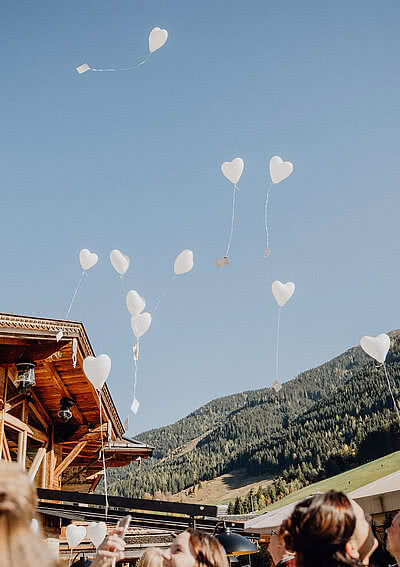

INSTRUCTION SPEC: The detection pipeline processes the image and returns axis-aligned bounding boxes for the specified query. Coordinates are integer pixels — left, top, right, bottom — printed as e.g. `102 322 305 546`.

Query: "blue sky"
1 1 400 433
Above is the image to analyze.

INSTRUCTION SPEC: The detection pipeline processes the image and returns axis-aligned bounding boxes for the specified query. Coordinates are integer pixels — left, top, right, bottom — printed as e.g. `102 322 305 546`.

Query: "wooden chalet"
0 313 153 492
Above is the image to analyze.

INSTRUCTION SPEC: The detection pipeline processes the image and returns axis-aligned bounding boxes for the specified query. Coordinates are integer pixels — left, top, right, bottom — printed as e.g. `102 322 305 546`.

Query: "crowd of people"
0 461 399 567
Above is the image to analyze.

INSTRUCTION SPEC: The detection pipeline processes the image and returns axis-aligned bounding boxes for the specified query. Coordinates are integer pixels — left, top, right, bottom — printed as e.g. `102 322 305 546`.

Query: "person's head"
163 528 229 567
0 461 56 567
283 491 377 567
386 512 400 560
268 522 293 565
139 548 164 567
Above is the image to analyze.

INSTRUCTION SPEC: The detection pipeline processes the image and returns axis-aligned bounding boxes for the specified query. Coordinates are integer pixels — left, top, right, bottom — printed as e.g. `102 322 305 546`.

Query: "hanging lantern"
58 398 74 423
16 362 36 392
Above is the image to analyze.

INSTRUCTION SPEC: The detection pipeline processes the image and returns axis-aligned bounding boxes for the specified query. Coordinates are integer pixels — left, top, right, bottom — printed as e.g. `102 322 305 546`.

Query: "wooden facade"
0 313 152 492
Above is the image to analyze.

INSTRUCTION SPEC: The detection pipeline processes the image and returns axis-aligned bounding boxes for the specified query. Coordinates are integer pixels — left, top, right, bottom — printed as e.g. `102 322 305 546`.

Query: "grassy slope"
263 450 400 512
169 468 273 505
169 451 400 507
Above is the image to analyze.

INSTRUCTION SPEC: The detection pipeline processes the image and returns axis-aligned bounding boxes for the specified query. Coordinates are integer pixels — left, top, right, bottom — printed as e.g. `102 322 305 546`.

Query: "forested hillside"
107 332 400 504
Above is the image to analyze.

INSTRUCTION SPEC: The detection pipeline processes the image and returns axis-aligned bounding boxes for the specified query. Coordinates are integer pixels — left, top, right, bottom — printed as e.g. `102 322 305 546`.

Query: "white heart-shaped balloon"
83 354 112 390
126 290 146 316
269 156 293 184
87 522 107 548
174 249 194 275
110 250 130 275
66 524 86 548
131 313 152 338
149 27 168 53
221 157 244 185
360 334 390 364
79 249 98 271
272 281 295 307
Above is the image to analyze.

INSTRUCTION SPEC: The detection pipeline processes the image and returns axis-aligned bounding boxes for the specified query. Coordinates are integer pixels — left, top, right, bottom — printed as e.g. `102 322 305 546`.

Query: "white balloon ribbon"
219 158 244 265
152 249 193 313
97 390 109 517
360 334 399 418
76 27 167 73
271 281 295 385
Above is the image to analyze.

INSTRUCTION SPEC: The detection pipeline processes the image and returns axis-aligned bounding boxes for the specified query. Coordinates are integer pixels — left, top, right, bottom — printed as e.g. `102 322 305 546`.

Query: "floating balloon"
87 522 107 548
221 158 244 185
360 333 399 418
110 250 130 276
271 280 295 390
149 27 168 53
264 155 294 257
126 290 146 316
272 281 295 307
79 249 98 272
131 313 152 338
174 250 194 275
218 157 244 266
83 354 112 390
269 156 294 184
360 334 390 364
66 524 86 549
76 26 168 73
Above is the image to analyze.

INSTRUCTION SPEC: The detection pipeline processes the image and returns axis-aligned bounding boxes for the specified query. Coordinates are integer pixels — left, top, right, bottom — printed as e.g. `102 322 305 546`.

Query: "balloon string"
65 272 86 319
120 274 127 296
152 274 176 314
225 184 239 257
133 345 139 400
275 307 281 381
68 549 73 567
98 391 109 518
89 54 151 72
264 182 273 251
383 363 399 419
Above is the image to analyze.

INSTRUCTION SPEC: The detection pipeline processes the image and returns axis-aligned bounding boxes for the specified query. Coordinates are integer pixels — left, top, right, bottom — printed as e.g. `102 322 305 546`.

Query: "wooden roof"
0 313 153 486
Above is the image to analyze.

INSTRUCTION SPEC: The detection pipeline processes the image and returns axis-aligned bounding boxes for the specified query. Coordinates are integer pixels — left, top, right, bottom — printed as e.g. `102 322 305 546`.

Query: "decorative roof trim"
0 313 124 437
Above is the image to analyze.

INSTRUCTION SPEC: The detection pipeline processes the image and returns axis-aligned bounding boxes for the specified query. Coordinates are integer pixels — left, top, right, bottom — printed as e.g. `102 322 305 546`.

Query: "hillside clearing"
262 450 400 512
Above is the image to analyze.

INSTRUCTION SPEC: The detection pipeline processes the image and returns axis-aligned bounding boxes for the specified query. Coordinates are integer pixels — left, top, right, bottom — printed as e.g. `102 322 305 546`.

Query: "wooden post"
41 451 47 488
46 426 56 489
17 400 27 469
0 368 8 461
28 447 46 480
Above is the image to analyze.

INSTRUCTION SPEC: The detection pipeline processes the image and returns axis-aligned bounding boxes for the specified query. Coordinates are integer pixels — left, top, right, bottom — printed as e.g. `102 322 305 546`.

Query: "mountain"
106 331 400 504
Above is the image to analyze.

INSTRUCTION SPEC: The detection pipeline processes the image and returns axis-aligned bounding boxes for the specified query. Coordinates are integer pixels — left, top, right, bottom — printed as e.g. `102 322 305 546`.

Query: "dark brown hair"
283 491 362 567
185 528 229 567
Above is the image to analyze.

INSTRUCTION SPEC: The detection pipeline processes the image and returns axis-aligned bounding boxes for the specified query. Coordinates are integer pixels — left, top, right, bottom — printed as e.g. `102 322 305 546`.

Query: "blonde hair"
0 461 56 567
137 547 164 567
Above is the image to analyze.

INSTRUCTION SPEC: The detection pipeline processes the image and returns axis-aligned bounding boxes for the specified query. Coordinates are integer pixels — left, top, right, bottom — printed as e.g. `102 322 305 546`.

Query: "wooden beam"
42 362 84 424
61 456 100 486
54 441 88 478
18 431 27 468
18 401 27 469
1 392 25 412
46 427 56 489
28 401 48 431
2 433 11 462
56 423 107 444
88 473 102 493
41 451 47 488
0 367 8 461
30 391 51 424
0 413 48 444
28 447 46 480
